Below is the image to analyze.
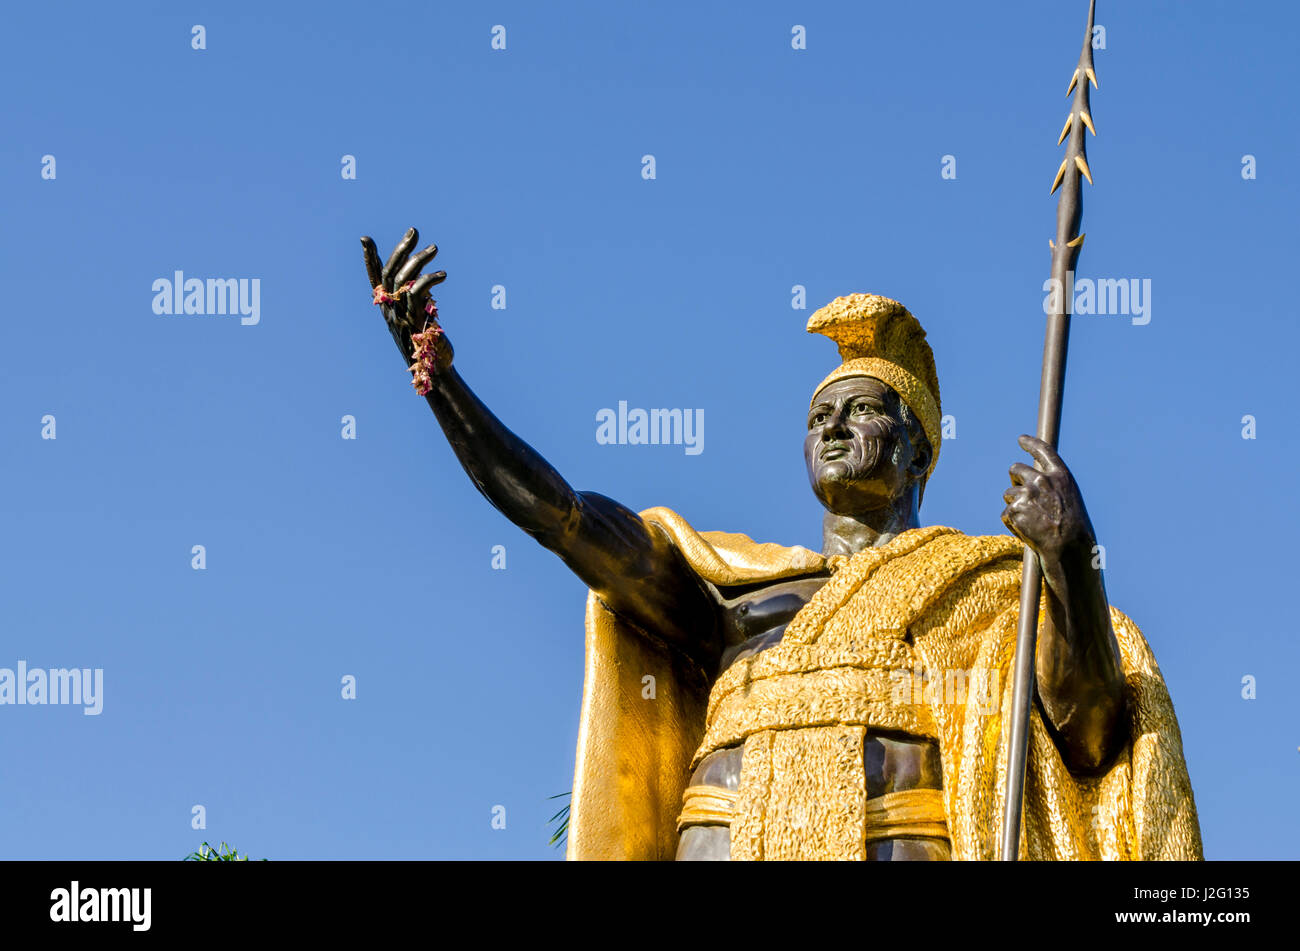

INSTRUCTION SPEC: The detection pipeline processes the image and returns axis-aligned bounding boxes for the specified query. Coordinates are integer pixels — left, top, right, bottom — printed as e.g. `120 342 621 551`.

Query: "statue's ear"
908 434 932 480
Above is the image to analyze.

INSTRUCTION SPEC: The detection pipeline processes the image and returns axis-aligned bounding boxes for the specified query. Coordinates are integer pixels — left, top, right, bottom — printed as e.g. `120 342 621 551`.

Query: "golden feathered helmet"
807 294 942 498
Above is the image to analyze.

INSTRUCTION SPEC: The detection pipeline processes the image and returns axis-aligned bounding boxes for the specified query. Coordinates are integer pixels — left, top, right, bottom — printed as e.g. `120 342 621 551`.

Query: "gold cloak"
565 507 1203 861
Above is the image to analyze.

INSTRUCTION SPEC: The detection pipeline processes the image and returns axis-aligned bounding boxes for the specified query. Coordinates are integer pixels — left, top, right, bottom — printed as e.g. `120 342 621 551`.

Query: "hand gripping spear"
998 0 1099 861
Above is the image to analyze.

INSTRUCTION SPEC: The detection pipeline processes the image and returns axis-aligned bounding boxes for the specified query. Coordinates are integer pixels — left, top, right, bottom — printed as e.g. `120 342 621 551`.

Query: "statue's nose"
821 412 851 438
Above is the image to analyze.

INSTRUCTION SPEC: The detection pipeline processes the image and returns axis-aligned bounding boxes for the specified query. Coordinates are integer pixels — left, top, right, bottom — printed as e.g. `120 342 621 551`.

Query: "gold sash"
679 781 949 843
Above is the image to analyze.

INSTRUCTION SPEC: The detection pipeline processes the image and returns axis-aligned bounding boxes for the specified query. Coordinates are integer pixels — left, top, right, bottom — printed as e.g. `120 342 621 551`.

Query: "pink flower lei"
371 283 441 394
408 316 443 395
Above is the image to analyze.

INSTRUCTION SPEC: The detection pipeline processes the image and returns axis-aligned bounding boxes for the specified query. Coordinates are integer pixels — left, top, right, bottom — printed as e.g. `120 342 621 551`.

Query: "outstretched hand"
360 227 453 377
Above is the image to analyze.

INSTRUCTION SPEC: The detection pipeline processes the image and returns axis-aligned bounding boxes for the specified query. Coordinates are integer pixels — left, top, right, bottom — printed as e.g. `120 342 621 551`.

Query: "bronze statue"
357 237 1201 860
356 1 1200 861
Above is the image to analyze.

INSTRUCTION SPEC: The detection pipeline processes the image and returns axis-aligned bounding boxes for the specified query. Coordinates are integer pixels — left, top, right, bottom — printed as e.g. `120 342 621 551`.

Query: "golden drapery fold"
565 507 1202 861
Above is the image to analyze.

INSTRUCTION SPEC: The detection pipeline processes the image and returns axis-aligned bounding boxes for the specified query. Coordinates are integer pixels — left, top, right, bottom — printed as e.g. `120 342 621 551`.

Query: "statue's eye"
810 413 826 427
854 402 874 415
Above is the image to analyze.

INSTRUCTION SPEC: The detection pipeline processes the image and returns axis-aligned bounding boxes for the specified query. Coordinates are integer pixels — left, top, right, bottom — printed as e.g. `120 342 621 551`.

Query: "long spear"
999 0 1099 861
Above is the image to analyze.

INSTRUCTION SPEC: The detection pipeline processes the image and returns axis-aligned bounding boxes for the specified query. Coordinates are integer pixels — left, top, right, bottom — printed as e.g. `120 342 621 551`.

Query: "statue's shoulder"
638 506 825 585
902 525 1024 553
874 527 1025 582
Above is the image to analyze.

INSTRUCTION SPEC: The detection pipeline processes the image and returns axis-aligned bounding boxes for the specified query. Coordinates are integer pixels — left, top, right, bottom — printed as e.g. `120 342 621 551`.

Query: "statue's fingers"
404 273 441 322
361 237 385 287
382 227 419 286
409 271 446 299
1001 509 1039 551
1018 434 1063 472
1008 462 1044 487
395 243 439 287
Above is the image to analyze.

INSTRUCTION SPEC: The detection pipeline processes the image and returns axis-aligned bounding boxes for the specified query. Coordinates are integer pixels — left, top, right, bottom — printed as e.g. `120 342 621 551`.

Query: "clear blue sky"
1 0 1295 859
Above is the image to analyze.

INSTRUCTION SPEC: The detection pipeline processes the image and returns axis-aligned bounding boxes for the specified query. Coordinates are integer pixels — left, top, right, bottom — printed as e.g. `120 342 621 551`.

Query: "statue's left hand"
1001 435 1095 580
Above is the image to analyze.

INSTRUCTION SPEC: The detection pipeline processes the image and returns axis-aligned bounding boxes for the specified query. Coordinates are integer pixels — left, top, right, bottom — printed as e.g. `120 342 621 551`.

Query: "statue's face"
804 376 929 515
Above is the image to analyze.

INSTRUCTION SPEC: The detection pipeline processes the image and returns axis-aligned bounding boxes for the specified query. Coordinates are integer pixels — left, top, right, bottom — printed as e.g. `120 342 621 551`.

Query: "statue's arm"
1002 436 1127 774
427 367 720 659
1034 537 1126 772
360 230 721 667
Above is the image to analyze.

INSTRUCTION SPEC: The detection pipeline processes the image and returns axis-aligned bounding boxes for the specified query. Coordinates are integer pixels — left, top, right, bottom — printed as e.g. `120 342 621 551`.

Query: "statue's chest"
716 574 831 672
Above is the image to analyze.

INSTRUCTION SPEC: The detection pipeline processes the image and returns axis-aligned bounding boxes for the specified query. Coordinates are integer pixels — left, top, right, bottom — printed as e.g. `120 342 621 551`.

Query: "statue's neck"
820 495 921 558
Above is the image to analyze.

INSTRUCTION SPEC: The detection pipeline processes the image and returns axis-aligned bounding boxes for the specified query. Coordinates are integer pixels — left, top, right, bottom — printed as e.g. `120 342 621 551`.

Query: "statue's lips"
819 440 879 470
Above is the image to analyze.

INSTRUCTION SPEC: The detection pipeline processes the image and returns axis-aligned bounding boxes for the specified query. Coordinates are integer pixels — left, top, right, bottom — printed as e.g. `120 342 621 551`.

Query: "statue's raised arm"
359 229 720 665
